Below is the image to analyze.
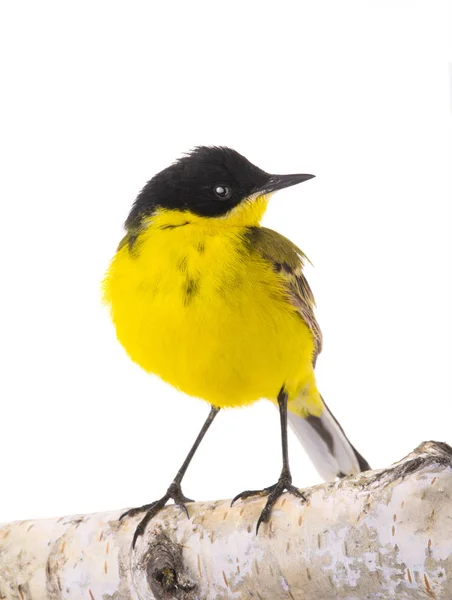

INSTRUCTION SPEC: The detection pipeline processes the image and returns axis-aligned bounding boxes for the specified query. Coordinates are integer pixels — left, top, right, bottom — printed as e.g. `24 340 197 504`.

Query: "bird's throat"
143 194 271 231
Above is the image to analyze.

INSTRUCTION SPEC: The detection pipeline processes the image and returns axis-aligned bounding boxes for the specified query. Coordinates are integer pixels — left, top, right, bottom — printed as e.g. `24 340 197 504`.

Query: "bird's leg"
120 405 220 548
231 388 305 533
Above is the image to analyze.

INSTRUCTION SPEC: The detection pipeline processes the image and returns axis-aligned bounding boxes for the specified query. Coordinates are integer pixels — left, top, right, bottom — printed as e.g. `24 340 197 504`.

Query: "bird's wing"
244 226 323 365
245 228 370 480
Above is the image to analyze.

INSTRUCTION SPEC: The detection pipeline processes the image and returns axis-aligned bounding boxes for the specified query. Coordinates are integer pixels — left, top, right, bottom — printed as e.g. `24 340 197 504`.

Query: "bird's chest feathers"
105 223 313 404
107 225 268 346
143 226 248 306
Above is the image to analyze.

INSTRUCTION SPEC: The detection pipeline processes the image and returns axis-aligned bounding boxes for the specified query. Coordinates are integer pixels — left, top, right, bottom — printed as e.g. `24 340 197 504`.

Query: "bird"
103 146 370 547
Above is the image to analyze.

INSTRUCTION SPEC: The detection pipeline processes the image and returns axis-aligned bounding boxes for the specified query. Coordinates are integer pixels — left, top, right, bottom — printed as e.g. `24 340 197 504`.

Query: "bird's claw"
120 482 194 548
231 485 274 505
231 470 305 533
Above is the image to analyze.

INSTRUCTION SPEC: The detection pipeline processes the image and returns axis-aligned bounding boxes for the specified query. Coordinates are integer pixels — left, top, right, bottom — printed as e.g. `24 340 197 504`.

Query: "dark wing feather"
245 226 323 365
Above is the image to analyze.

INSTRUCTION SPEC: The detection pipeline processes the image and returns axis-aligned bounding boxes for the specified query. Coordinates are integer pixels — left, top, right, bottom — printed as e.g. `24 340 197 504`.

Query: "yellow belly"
103 221 317 409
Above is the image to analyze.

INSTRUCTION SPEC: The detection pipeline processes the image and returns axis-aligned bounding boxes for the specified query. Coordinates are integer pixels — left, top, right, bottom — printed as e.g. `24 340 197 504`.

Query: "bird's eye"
213 185 232 200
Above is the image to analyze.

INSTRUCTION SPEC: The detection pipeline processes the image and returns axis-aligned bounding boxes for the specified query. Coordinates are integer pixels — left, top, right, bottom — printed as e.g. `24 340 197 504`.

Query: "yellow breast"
103 210 316 408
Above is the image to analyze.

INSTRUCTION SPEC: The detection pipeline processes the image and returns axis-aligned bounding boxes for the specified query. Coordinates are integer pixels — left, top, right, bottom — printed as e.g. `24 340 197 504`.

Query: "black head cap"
125 146 314 230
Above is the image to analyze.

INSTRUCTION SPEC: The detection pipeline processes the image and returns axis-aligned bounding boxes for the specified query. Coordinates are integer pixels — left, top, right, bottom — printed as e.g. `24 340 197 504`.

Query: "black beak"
255 173 315 196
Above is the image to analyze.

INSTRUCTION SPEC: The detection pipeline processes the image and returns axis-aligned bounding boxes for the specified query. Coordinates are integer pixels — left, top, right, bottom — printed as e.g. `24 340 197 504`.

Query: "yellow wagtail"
103 146 370 546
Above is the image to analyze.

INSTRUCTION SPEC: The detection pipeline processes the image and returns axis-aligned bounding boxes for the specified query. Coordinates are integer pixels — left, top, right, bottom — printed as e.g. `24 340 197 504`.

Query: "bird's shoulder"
244 226 323 362
243 226 310 271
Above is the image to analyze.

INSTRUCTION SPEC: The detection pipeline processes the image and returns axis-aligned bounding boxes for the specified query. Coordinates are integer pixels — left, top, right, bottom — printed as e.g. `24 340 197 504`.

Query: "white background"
0 1 450 523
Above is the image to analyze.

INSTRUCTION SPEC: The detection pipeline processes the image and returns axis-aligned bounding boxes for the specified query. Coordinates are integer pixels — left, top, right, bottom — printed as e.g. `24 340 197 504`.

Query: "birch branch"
1 441 451 600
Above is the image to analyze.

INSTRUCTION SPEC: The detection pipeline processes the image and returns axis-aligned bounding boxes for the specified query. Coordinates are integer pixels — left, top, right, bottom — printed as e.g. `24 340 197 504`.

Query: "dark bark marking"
145 533 196 599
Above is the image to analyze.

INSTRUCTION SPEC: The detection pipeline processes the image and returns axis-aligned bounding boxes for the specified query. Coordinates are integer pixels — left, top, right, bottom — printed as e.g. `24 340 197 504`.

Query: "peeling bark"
1 441 451 599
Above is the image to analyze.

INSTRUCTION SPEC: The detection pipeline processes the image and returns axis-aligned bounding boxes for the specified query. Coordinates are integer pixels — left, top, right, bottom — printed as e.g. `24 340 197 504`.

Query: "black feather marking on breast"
178 256 188 273
183 277 200 306
117 231 142 255
159 221 191 230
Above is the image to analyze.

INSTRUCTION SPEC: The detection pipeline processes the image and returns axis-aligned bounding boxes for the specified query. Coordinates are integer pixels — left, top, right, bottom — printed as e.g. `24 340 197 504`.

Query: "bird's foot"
120 482 194 548
231 468 305 533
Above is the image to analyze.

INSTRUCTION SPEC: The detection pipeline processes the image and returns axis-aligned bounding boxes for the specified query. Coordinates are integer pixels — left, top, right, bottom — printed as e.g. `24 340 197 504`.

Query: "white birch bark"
0 441 451 600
